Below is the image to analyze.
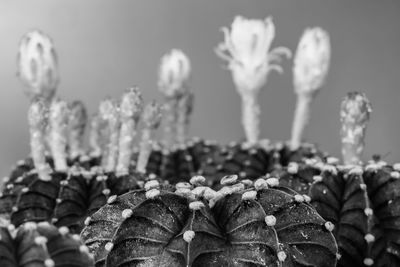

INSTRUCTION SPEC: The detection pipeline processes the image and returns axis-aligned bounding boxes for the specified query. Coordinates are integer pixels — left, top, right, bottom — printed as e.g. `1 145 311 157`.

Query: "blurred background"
0 0 399 178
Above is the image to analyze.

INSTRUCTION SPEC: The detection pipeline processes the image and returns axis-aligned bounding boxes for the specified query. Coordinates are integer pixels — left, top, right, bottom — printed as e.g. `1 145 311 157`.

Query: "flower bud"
293 27 331 95
158 49 191 98
18 30 59 102
340 92 372 165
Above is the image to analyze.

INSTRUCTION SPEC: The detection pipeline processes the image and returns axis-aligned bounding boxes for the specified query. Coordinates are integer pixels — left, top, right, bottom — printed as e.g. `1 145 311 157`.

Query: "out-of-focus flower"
293 27 331 96
158 49 191 98
18 30 59 102
216 15 291 95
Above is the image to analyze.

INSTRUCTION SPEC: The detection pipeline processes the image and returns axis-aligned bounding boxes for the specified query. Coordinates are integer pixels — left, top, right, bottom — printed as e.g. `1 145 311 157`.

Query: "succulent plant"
8 30 59 182
274 92 400 266
0 92 165 233
81 174 338 267
133 49 219 184
0 220 94 266
198 16 295 184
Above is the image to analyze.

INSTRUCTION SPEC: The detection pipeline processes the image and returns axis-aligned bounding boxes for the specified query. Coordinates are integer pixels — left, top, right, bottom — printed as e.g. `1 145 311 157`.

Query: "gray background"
1 0 399 179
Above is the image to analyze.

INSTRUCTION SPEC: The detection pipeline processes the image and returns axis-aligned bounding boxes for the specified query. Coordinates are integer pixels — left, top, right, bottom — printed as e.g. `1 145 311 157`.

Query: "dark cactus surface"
0 167 149 233
81 177 338 267
274 160 400 267
0 220 94 266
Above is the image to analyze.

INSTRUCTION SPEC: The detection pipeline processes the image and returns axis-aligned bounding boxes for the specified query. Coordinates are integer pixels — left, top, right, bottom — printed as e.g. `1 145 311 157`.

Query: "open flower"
293 27 331 96
158 49 191 98
18 30 59 102
216 16 291 95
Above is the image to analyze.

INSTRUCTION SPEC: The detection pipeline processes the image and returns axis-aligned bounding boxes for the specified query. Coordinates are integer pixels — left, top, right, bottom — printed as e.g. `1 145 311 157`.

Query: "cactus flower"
216 16 291 95
293 27 331 95
216 15 291 144
18 30 59 103
290 27 331 150
158 49 192 148
158 49 191 98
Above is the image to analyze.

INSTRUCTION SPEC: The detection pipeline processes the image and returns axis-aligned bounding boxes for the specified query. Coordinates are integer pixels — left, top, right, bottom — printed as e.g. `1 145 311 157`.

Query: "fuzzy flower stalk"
28 98 51 181
49 99 69 172
340 92 372 166
116 87 143 176
216 16 291 145
99 98 120 173
158 49 191 147
88 113 104 158
18 30 59 103
136 101 163 173
290 27 331 150
68 100 87 160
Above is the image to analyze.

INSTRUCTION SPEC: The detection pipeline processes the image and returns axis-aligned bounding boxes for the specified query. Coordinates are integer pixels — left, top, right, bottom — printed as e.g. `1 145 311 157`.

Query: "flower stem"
136 101 162 173
49 99 69 172
28 99 51 181
99 99 120 172
176 92 193 146
163 98 178 149
68 101 87 160
241 93 260 145
340 92 371 165
290 94 313 150
116 120 136 175
88 114 103 158
116 88 143 176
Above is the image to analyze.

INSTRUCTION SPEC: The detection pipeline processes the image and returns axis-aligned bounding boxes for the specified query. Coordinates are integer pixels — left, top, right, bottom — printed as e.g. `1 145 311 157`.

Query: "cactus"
198 15 294 184
0 220 94 266
274 92 400 266
8 30 60 182
134 50 218 184
81 175 337 267
0 95 161 233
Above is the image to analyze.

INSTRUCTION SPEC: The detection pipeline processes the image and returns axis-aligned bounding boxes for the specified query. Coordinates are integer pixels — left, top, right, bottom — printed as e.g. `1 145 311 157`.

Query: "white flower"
293 27 331 95
158 49 191 98
18 30 59 101
216 16 291 95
